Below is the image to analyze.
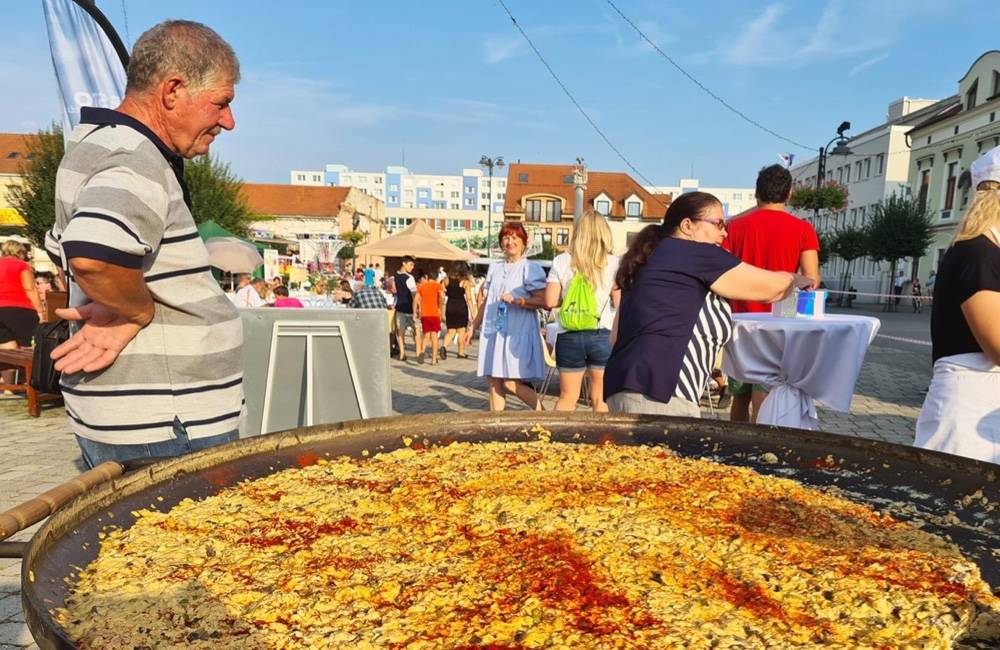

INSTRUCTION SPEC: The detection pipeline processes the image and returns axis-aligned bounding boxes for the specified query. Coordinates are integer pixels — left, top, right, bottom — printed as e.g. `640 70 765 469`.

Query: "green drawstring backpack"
559 272 601 331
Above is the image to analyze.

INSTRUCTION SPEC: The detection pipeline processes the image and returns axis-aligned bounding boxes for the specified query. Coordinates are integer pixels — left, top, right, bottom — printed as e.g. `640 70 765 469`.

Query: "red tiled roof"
502 163 670 220
241 183 351 218
0 133 42 175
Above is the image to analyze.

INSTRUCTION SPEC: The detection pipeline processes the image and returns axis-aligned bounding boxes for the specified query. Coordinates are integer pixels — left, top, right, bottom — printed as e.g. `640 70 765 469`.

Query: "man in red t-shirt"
722 164 822 422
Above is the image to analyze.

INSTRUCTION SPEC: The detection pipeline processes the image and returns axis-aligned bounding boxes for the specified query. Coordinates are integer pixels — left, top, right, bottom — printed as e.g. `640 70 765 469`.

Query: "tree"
5 123 63 247
817 231 833 267
336 230 366 268
828 225 869 304
865 194 933 309
186 154 258 236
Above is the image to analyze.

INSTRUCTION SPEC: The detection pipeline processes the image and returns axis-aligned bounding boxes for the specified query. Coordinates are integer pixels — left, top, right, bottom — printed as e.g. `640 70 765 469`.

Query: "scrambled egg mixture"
54 440 999 649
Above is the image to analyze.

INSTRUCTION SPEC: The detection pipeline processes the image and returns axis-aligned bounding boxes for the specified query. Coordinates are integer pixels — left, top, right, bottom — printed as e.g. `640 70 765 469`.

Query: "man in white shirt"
234 277 266 308
893 270 906 309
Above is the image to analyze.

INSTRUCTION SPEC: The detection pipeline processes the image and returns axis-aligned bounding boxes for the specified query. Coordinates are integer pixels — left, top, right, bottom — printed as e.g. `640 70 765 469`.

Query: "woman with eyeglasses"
604 191 815 416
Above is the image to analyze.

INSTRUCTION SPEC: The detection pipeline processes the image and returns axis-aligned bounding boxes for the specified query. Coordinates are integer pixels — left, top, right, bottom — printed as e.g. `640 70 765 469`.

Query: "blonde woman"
544 209 621 412
915 146 1000 464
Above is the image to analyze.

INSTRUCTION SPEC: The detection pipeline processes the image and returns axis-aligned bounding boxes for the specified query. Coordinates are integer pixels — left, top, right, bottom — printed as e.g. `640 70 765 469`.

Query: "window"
481 192 489 199
343 175 352 183
374 189 383 197
876 154 884 176
465 186 475 194
434 190 444 198
418 189 428 198
519 173 529 182
296 173 305 181
312 174 321 182
450 191 459 198
525 199 542 221
464 198 475 207
563 175 574 184
966 79 978 110
858 206 866 224
854 161 862 180
388 196 398 204
596 200 610 216
993 70 1000 98
943 161 958 213
545 200 561 222
498 180 506 188
864 158 871 178
844 166 850 183
918 169 930 212
450 203 459 210
498 193 505 199
375 177 383 184
389 184 399 192
849 208 857 225
837 167 843 183
556 228 570 246
626 201 641 217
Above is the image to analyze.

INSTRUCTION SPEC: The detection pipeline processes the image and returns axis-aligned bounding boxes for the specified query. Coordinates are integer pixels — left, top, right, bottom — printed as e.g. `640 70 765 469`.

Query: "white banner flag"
42 0 127 135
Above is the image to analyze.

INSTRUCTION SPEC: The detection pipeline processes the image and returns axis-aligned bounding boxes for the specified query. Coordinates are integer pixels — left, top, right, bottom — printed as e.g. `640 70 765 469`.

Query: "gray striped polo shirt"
45 107 243 444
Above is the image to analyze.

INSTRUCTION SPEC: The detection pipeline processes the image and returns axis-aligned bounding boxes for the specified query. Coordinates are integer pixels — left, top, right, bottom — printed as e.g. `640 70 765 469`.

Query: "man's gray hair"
126 20 240 94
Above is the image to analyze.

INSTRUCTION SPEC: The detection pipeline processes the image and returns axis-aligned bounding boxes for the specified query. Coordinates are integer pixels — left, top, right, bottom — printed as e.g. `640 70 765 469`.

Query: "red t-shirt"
721 208 820 313
0 257 35 310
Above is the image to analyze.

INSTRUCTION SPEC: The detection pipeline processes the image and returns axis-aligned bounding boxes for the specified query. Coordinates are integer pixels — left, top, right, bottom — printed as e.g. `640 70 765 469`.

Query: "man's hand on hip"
52 303 152 374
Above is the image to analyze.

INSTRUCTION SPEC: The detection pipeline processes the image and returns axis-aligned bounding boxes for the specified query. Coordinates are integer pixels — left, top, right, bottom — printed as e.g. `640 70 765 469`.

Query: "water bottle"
495 302 508 333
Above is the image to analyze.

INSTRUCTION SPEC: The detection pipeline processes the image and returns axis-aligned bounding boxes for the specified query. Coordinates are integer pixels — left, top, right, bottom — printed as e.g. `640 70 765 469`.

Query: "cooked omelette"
54 439 1000 649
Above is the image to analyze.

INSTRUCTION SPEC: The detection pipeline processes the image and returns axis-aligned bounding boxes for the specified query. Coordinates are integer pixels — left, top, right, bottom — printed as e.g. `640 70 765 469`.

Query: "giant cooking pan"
18 412 1000 648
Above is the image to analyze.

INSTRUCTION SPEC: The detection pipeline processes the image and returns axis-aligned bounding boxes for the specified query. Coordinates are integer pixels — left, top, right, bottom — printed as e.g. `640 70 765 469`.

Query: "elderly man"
44 21 243 467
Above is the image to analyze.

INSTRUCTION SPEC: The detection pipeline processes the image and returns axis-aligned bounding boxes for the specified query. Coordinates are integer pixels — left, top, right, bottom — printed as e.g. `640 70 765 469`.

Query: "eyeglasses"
691 218 726 230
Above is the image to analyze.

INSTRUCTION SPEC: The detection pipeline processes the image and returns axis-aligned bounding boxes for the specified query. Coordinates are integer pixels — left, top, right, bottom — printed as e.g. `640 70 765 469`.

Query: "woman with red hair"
466 222 547 410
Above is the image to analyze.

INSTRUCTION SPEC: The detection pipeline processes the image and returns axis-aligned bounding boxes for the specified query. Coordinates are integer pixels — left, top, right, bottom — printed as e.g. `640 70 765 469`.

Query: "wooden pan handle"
0 461 124 541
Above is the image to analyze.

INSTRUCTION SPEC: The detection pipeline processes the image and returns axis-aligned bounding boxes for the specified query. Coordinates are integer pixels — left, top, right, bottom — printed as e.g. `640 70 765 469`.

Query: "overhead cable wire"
120 0 131 48
605 0 814 152
494 0 668 208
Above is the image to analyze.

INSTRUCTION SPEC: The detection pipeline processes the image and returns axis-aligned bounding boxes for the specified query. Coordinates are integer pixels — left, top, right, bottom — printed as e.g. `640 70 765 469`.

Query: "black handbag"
30 320 70 394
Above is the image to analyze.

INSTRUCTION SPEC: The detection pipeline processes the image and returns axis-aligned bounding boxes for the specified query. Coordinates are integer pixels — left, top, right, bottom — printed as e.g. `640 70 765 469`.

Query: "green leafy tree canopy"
185 154 258 236
829 225 870 264
866 194 934 267
5 123 64 247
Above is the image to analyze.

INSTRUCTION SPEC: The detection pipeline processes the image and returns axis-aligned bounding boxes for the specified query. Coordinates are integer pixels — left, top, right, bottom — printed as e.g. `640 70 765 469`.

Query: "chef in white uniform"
915 146 1000 465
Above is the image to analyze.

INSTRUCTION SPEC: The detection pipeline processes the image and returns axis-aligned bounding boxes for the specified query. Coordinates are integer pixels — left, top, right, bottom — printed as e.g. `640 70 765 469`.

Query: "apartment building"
645 178 757 217
788 96 952 298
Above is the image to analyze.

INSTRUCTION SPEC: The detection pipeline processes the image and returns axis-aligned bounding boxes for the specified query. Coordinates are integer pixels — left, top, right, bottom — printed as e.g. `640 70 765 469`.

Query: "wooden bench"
0 347 62 417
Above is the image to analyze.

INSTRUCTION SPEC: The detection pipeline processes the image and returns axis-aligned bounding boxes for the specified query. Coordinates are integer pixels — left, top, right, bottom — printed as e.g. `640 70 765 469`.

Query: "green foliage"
530 239 555 261
5 123 64 247
789 181 849 212
829 225 869 263
866 194 933 264
185 154 258 237
336 230 366 260
817 231 833 266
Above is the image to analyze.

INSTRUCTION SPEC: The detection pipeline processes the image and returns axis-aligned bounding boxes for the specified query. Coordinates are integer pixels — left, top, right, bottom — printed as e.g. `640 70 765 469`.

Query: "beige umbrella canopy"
356 219 473 261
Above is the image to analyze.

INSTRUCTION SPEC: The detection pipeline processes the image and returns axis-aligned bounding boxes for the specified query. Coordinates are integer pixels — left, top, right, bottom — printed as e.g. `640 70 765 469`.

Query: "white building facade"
787 97 950 301
645 179 757 217
291 163 507 235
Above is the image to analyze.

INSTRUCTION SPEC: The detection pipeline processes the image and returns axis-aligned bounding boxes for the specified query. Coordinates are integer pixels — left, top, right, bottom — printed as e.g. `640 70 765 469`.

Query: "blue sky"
3 1 999 187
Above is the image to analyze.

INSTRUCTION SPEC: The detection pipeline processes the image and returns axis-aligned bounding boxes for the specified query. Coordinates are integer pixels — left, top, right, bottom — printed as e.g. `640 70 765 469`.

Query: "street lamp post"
814 121 853 220
480 155 504 259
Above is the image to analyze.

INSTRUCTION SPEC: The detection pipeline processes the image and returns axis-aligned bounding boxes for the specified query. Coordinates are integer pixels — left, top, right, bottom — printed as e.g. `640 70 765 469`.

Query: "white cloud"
849 53 890 77
484 36 526 65
712 1 896 68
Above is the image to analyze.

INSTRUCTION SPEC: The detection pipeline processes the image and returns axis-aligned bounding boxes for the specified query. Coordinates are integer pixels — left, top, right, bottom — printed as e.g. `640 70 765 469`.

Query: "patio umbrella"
204 236 264 273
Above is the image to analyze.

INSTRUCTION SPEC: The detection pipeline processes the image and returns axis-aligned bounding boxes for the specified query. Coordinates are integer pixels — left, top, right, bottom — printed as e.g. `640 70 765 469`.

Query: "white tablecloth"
722 314 880 429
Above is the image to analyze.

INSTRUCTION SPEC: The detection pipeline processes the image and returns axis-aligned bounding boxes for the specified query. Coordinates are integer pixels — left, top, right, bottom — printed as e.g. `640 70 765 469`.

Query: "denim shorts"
555 328 612 371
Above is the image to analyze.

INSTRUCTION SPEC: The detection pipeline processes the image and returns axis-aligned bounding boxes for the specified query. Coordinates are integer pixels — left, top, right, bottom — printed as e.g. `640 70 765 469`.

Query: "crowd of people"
0 17 995 469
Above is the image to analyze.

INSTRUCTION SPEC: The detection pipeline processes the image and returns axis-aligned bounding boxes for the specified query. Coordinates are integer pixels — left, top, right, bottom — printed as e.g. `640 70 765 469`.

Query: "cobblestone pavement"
0 306 933 647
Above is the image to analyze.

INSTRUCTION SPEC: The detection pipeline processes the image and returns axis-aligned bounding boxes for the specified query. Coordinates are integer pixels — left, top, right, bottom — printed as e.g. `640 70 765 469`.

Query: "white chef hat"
970 145 1000 189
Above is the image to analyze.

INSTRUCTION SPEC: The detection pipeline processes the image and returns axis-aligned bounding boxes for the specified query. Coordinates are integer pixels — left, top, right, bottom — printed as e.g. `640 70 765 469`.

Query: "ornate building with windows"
502 163 671 253
905 51 1000 280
